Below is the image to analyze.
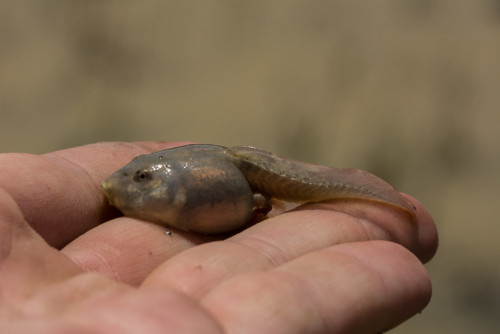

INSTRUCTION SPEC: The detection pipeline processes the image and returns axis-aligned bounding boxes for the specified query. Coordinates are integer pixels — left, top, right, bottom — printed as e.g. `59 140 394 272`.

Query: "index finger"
143 195 438 297
0 141 189 247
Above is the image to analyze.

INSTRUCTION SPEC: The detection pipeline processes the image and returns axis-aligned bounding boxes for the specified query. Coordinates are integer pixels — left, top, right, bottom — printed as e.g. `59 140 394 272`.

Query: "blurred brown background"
1 1 499 332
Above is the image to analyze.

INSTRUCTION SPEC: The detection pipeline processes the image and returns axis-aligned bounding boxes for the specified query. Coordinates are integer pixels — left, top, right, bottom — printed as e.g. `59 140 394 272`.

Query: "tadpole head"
100 153 182 225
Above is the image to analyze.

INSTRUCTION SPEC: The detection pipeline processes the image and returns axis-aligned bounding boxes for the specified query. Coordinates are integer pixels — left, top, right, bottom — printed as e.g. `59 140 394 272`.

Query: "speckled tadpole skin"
102 144 415 234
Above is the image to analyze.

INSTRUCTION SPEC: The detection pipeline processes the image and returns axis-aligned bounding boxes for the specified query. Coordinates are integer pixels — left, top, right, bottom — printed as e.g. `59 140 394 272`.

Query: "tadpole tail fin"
228 146 416 219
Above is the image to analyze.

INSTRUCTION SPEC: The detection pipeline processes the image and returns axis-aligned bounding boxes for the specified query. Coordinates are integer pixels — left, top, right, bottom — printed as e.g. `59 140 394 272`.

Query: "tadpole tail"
227 146 416 219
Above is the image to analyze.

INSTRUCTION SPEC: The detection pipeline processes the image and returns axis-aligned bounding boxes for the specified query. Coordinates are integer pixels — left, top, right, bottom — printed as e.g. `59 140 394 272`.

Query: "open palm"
0 142 438 334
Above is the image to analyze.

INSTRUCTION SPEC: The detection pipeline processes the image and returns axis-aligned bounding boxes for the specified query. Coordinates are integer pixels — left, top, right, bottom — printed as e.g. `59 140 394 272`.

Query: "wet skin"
102 144 416 234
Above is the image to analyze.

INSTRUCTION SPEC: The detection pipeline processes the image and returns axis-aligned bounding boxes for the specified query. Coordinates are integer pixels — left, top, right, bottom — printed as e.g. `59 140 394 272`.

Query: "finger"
3 273 224 334
0 186 223 333
202 241 432 334
61 217 208 286
400 194 438 262
0 141 189 247
294 193 438 262
0 187 82 303
142 195 437 297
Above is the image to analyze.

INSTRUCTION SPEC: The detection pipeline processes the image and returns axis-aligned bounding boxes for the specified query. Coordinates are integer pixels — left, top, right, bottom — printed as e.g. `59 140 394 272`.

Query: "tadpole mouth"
101 178 110 193
101 178 116 205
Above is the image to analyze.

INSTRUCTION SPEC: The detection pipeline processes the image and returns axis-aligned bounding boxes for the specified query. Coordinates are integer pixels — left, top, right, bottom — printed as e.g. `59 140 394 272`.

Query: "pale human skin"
0 141 438 334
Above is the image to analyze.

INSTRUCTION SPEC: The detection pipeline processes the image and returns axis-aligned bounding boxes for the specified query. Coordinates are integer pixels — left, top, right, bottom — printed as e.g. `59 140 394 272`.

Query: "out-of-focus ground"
1 1 499 332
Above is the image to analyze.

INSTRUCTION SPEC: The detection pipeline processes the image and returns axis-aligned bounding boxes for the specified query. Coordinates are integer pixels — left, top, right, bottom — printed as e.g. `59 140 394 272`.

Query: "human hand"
0 142 438 334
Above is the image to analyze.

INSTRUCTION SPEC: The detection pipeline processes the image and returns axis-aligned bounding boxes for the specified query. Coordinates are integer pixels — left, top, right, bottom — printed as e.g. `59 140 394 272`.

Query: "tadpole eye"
135 170 151 181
